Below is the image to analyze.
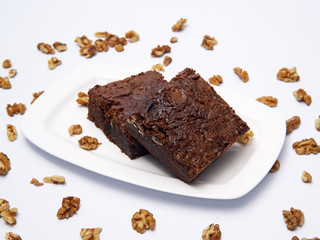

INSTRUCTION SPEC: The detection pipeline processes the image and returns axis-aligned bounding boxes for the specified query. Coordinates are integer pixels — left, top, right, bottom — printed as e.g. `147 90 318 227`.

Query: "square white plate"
21 64 286 199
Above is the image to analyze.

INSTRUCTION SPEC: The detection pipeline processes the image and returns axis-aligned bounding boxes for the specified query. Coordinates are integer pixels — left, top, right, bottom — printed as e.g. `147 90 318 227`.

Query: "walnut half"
131 209 156 234
292 138 320 155
286 116 301 134
57 196 80 219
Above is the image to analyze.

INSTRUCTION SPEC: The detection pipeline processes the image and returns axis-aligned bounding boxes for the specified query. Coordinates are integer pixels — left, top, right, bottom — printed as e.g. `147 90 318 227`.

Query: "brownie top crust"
129 68 249 182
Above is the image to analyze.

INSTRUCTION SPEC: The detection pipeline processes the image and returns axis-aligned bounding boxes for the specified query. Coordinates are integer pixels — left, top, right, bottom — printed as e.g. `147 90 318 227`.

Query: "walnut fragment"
80 228 102 240
282 207 304 231
270 160 280 173
76 92 89 106
201 35 218 50
37 42 55 54
163 56 172 66
131 209 156 234
9 69 17 78
293 89 312 106
237 130 254 144
209 75 223 86
1 207 17 225
68 124 82 135
48 57 62 70
292 138 320 155
78 136 101 150
256 96 278 107
6 103 26 116
286 116 301 134
125 30 139 43
234 67 249 82
5 232 22 240
301 171 312 183
57 196 80 219
0 76 11 89
277 67 300 82
2 59 12 68
31 91 44 104
0 153 11 175
202 224 221 240
151 63 165 72
151 45 171 57
43 175 65 184
316 116 320 131
30 178 44 186
0 199 10 213
7 124 17 142
53 41 67 52
172 18 187 31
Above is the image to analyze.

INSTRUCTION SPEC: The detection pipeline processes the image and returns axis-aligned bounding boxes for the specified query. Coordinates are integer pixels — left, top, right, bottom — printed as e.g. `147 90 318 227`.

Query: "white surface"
21 64 286 200
1 0 320 239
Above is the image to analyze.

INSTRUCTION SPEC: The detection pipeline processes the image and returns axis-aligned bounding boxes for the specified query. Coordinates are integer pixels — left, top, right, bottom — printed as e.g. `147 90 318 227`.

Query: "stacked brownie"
88 68 249 183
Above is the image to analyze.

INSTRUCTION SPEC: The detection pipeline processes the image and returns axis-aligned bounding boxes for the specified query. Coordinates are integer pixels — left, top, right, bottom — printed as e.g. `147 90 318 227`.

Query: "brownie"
87 70 167 159
125 68 250 183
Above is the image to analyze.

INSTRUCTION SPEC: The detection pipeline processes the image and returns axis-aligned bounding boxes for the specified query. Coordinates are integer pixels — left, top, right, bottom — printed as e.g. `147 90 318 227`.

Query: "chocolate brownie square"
87 70 167 159
125 68 250 182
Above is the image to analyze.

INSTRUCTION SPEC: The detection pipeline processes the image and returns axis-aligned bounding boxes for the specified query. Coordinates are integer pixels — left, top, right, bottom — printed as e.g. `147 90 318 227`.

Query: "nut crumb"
6 103 26 116
76 92 89 106
80 228 102 240
292 138 320 155
78 136 101 150
163 56 172 66
2 59 12 68
237 130 254 144
31 91 44 104
43 175 65 184
170 37 178 43
201 35 218 50
282 207 304 231
286 116 301 134
277 67 300 82
270 160 280 173
202 224 221 240
1 207 17 225
9 69 17 78
301 171 312 183
53 41 67 52
57 196 80 219
234 67 249 82
69 124 82 135
5 232 21 240
209 75 223 86
0 76 11 89
125 30 139 43
0 153 11 175
152 63 165 72
48 57 62 70
7 124 17 142
131 209 156 234
151 45 171 57
30 178 44 186
293 88 312 106
256 96 278 107
172 18 187 31
37 42 55 54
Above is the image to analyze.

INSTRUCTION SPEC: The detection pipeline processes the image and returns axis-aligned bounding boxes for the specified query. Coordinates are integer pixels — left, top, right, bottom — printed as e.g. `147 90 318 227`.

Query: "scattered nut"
43 175 65 184
125 30 139 43
8 69 17 78
7 124 17 142
1 207 17 225
6 103 26 116
286 116 301 134
53 41 67 52
80 228 102 240
202 224 221 240
293 88 312 106
277 67 300 82
30 178 44 186
76 92 89 106
316 116 320 131
170 37 178 43
234 67 249 82
301 171 312 183
0 153 11 175
79 44 96 58
152 63 165 72
48 57 62 70
115 43 124 52
0 76 11 89
57 196 80 219
151 45 171 57
0 199 10 213
95 32 110 38
292 138 320 155
131 209 156 234
78 136 101 150
37 42 55 54
256 96 278 107
69 124 83 135
5 232 22 240
75 35 92 48
163 56 172 66
237 130 254 144
31 91 44 104
94 39 109 52
209 75 223 86
2 59 11 68
282 207 304 231
201 35 218 50
270 160 280 173
172 18 187 31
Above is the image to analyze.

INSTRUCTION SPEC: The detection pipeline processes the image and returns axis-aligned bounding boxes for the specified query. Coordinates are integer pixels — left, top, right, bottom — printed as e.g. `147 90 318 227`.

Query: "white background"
1 0 320 239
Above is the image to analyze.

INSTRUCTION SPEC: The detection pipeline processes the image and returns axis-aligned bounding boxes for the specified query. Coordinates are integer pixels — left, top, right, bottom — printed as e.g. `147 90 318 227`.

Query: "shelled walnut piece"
277 67 300 82
0 76 11 89
282 207 304 231
152 63 165 72
293 237 320 240
6 103 26 116
316 116 320 131
209 75 223 86
172 18 187 31
30 178 44 186
53 41 67 52
2 59 12 68
43 175 65 184
237 130 254 144
292 138 320 155
270 160 280 173
94 39 109 52
31 91 44 104
293 89 312 106
5 232 22 240
301 171 312 183
286 116 301 134
170 37 178 43
80 228 102 240
7 124 17 142
9 69 17 78
233 67 249 82
1 207 17 225
0 199 10 213
37 42 55 54
201 35 218 50
48 57 62 70
125 30 139 43
163 56 172 66
202 224 221 240
78 136 101 150
0 153 11 175
68 124 82 135
76 92 89 106
256 96 278 107
57 196 80 219
151 45 171 57
131 209 156 234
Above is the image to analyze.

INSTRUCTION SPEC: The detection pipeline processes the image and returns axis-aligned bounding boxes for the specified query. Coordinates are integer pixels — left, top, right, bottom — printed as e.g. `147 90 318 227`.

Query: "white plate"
21 64 286 200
